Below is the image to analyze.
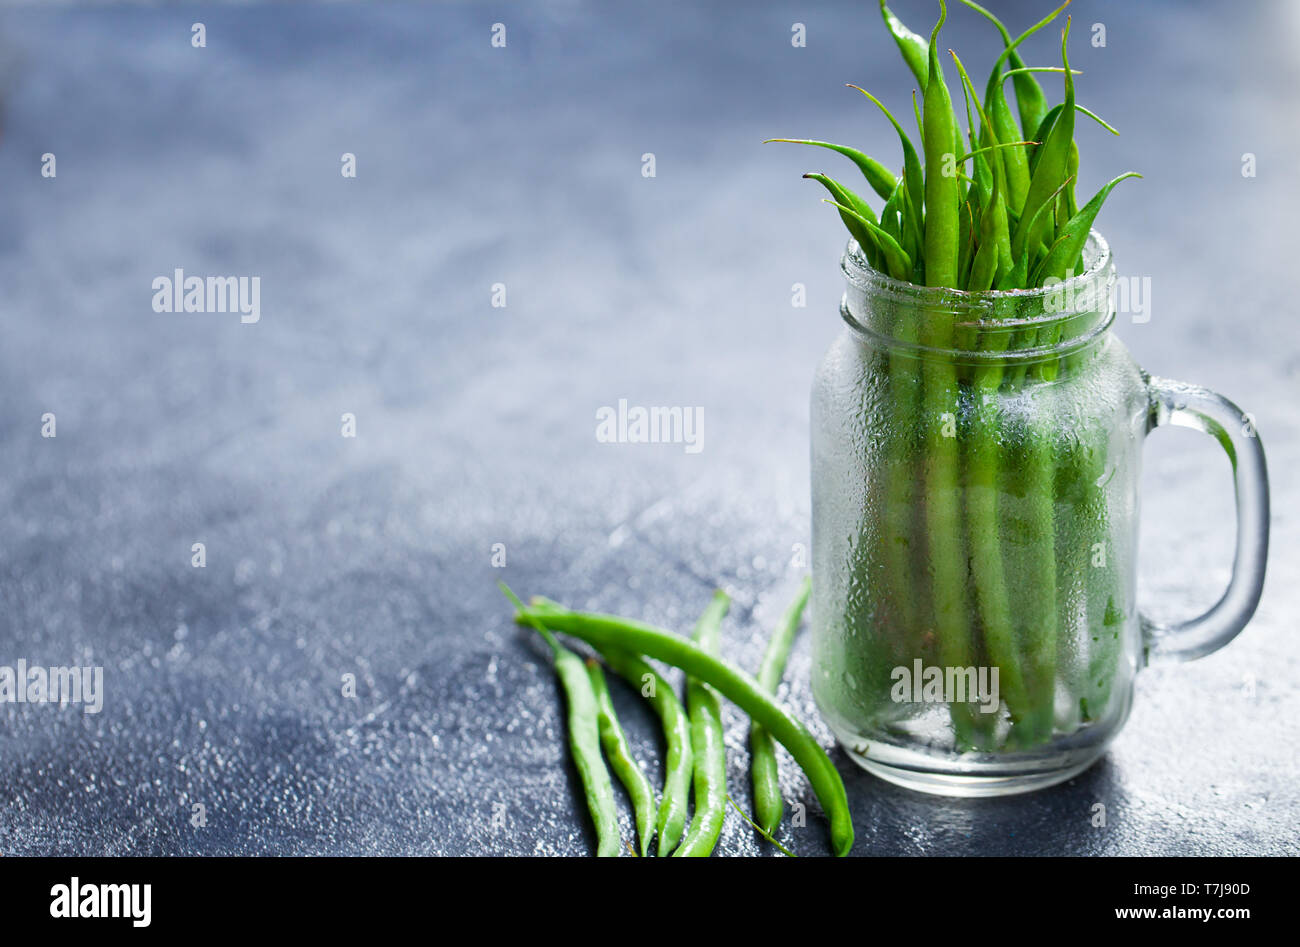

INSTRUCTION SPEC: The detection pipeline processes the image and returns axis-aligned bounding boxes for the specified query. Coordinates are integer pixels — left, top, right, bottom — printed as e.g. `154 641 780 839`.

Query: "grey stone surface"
0 1 1295 855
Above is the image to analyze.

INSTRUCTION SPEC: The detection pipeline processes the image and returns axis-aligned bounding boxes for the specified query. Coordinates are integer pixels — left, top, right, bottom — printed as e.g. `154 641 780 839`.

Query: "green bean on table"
750 576 812 836
585 658 657 857
514 597 855 857
673 590 731 858
505 586 620 857
598 647 693 856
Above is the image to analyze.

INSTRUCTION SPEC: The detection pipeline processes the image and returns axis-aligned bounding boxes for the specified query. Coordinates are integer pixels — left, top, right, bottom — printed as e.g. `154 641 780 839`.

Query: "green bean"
1030 171 1138 384
980 1 1072 216
1012 19 1076 263
1050 403 1118 732
954 139 1040 170
961 77 993 211
998 175 1073 290
848 85 925 245
674 590 731 857
764 138 897 201
967 212 998 291
1083 594 1126 722
825 200 913 281
961 0 1061 137
1060 141 1079 228
880 0 930 91
600 648 693 856
998 64 1080 165
958 198 976 289
1032 103 1120 156
502 585 621 857
1032 172 1141 286
1002 174 1081 747
883 1 965 192
873 226 927 658
917 0 982 747
512 599 855 857
981 17 1074 750
802 173 882 270
749 576 812 837
585 658 658 857
965 147 1006 291
1054 330 1117 727
994 173 1071 395
1013 161 1080 747
948 52 1033 745
912 89 925 149
1005 414 1059 745
964 357 1029 745
880 176 906 246
983 66 1029 213
949 53 1020 283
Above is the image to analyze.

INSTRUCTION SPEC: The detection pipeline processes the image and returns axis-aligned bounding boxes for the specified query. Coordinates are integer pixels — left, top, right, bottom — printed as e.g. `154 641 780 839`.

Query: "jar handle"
1140 375 1270 664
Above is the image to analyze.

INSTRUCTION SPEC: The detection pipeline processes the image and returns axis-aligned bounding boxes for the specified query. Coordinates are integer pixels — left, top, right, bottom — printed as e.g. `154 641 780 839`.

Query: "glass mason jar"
810 232 1270 796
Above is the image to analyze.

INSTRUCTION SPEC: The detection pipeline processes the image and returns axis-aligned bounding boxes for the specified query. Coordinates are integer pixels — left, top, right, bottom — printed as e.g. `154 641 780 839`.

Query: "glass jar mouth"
840 230 1117 363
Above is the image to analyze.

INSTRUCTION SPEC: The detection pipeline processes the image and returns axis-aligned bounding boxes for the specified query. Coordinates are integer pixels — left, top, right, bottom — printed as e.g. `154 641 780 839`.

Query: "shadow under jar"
810 232 1269 796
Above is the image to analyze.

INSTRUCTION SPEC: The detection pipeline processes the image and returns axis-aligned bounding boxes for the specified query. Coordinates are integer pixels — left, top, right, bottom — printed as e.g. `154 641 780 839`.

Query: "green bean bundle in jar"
810 231 1268 794
789 1 1270 795
812 233 1134 791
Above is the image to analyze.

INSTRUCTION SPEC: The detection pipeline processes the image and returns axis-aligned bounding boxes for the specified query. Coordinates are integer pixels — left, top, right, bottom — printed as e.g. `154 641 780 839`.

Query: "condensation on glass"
810 233 1270 795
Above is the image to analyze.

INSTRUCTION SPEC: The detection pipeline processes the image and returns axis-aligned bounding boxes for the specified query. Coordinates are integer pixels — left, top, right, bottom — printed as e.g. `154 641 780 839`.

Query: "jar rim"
840 229 1112 314
839 230 1117 362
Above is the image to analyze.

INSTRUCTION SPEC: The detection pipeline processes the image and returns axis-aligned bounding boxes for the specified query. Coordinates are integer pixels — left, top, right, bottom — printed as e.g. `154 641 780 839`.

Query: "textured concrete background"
0 0 1295 855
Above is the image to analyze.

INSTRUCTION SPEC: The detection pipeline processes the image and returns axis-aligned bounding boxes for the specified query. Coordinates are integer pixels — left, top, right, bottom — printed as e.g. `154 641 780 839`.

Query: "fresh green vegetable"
599 648 693 856
773 0 1121 294
585 658 658 857
764 139 897 201
921 0 960 288
504 585 620 857
881 1 931 91
674 590 731 857
749 576 812 836
825 199 913 281
512 598 855 857
962 0 1058 155
802 173 883 271
1033 171 1141 287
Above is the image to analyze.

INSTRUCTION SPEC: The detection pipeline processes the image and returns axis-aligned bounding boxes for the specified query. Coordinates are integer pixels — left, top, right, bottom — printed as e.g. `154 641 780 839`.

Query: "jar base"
820 684 1131 797
849 751 1101 797
832 728 1112 797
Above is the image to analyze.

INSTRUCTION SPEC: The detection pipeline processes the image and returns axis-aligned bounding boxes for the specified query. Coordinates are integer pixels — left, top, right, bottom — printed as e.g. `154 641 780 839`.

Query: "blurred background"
0 0 1295 855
